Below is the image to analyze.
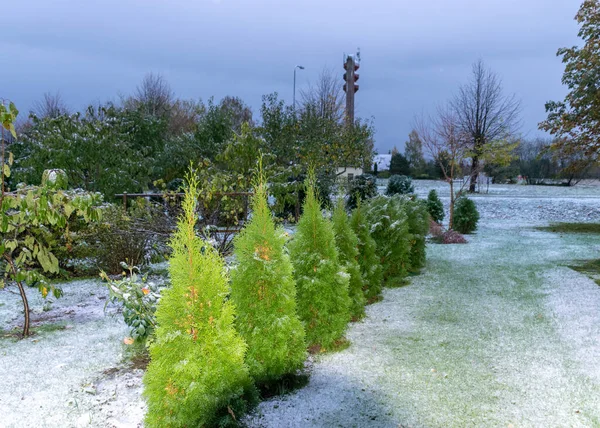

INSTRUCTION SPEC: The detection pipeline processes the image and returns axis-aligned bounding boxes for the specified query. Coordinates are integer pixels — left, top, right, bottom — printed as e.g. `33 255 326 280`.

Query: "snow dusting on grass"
246 182 600 427
2 181 600 427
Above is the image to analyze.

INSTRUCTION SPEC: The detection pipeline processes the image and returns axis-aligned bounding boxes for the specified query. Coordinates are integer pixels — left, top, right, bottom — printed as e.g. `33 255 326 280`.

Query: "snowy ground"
2 181 600 427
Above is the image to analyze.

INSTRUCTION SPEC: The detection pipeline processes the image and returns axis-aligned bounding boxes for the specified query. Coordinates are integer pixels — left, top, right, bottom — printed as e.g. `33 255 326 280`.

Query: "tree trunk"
469 155 479 193
449 179 455 229
16 280 31 337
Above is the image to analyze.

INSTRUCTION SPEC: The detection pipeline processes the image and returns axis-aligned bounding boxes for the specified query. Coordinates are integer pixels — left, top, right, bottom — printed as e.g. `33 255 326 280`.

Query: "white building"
336 167 363 180
373 154 392 171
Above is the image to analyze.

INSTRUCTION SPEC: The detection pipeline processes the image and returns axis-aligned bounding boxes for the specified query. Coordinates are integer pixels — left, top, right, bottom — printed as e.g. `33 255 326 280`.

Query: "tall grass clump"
350 199 383 302
289 171 351 349
143 172 253 428
332 196 366 320
230 171 306 385
365 195 411 285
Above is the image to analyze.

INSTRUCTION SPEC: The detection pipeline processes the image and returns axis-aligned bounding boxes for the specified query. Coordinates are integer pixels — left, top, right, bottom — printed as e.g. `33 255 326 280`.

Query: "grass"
536 222 600 234
569 259 600 286
249 223 600 427
538 222 600 285
0 321 68 340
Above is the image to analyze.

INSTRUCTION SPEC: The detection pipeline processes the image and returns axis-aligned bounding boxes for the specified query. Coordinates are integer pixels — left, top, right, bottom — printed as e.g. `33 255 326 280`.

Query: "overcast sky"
1 0 582 153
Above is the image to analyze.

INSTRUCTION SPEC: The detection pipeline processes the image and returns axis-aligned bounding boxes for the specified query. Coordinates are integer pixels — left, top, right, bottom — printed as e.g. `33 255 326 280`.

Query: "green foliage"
332 197 366 320
350 199 383 302
1 102 103 337
1 187 101 328
101 263 160 342
13 105 167 198
386 175 414 195
427 189 445 223
403 198 430 272
405 130 426 176
289 172 350 349
41 169 68 190
346 174 378 210
389 152 411 176
453 197 480 234
230 175 306 384
364 195 411 285
539 1 600 162
144 172 252 427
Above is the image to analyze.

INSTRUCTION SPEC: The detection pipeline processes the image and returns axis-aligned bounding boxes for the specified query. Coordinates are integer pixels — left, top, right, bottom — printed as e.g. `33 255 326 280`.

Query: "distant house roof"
373 154 391 171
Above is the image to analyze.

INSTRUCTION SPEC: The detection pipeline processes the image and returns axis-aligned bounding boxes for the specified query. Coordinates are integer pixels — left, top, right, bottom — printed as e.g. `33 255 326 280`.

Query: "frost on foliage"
364 195 412 285
230 179 306 383
332 197 366 319
289 174 350 349
350 199 383 301
143 174 252 428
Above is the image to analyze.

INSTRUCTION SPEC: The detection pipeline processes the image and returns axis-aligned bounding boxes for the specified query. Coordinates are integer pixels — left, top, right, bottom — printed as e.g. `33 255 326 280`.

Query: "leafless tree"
300 67 345 123
128 72 174 118
169 99 204 135
414 107 471 228
451 60 521 192
31 92 69 119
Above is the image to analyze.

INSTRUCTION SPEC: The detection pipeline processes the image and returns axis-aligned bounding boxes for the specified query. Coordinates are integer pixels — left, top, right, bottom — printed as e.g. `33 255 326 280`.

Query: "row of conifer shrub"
142 171 429 427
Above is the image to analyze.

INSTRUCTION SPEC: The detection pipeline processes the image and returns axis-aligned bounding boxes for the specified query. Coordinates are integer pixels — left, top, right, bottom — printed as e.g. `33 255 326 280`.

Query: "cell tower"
343 49 360 125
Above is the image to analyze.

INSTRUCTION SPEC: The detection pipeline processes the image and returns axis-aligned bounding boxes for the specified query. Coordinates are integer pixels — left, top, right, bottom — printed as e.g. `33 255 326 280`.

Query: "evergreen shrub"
332 197 366 320
403 198 430 272
346 174 378 209
350 199 383 302
386 175 414 195
289 173 351 349
427 189 444 223
143 173 253 428
364 195 411 285
453 197 480 234
230 177 306 384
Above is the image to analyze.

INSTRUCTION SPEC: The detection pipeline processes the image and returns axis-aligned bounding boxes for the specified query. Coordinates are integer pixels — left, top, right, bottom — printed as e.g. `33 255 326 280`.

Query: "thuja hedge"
350 199 383 302
289 174 351 349
230 178 306 384
364 195 429 284
332 196 366 320
143 174 253 428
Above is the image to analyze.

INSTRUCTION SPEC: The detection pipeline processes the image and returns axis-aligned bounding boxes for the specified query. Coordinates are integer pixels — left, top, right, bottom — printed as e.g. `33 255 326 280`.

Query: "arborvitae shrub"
347 174 378 209
364 195 411 285
386 175 414 195
230 179 306 384
427 189 444 224
350 199 383 302
453 197 480 234
289 173 351 349
402 198 430 272
144 174 253 428
332 197 366 320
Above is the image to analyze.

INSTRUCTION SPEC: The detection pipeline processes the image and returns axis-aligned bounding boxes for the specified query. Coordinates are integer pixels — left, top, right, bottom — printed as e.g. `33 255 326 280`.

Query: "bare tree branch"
451 60 521 192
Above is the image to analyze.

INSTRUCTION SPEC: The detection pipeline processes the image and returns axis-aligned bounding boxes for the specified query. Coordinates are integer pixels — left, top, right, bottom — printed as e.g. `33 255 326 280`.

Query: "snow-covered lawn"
2 181 600 427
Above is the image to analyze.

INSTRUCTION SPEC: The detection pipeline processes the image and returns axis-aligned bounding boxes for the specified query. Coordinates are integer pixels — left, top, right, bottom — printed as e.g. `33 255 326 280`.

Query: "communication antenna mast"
343 49 361 125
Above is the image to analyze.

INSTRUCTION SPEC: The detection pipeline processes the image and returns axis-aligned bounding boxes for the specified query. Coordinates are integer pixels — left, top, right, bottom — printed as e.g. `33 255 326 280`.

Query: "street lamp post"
293 65 305 114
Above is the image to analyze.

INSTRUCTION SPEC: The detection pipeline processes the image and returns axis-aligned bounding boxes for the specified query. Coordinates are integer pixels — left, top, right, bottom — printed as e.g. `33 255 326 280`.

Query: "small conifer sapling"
289 171 351 349
332 196 366 319
143 172 252 428
230 167 306 384
350 198 384 302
